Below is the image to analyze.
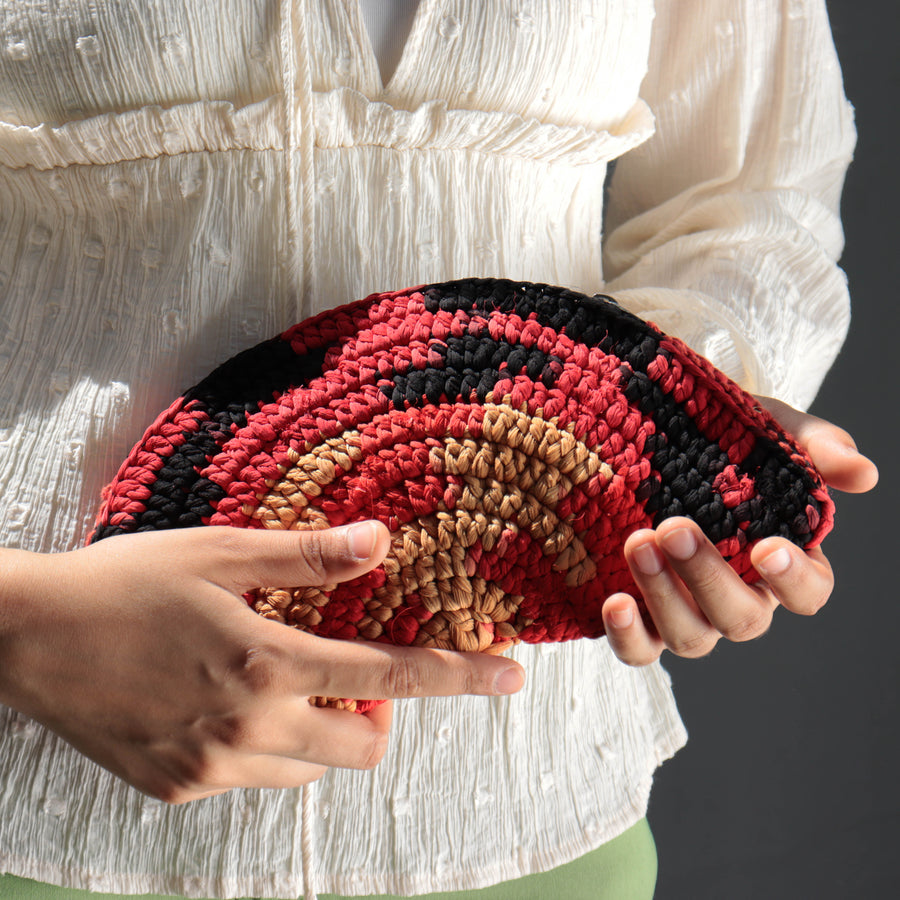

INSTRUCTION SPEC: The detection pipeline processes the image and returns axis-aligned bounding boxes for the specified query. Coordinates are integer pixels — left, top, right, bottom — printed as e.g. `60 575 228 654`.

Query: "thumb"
754 395 878 494
206 521 391 594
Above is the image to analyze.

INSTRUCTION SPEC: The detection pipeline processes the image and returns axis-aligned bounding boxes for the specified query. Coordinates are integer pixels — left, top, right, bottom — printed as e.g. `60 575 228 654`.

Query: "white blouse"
0 1 854 898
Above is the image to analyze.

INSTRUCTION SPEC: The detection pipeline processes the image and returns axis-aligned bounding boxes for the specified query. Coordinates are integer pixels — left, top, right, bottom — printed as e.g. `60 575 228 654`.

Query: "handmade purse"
91 279 833 711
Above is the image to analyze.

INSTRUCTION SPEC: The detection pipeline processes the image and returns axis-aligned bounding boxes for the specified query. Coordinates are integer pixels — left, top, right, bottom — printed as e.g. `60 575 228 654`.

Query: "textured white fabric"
0 1 853 897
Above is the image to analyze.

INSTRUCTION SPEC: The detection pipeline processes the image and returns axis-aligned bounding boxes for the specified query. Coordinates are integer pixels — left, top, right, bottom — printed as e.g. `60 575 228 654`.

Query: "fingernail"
494 666 525 695
661 527 696 561
347 521 378 561
609 606 634 629
758 547 792 577
633 543 663 576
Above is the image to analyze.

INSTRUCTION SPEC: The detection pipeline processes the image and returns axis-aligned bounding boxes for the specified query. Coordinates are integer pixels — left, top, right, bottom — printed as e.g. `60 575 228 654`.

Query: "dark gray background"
648 3 900 897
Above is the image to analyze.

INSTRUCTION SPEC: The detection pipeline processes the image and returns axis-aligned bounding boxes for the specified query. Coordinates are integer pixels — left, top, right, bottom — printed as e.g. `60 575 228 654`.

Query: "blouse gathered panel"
0 1 853 897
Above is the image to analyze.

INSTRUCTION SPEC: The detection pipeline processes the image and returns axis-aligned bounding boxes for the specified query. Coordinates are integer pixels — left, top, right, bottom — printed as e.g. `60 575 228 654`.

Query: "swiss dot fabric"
0 1 853 898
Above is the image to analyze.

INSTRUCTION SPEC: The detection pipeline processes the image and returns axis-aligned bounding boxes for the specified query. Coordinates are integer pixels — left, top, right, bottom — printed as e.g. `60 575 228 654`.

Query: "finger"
625 529 720 658
175 753 329 798
804 430 879 493
222 756 328 790
601 593 665 666
752 540 834 616
209 697 394 771
137 742 329 804
754 395 878 493
198 521 392 593
280 631 526 702
147 784 233 806
363 698 394 733
656 519 775 644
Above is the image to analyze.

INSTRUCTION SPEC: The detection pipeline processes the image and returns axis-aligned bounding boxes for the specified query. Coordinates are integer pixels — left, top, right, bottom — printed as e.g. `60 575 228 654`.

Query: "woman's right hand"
0 522 525 804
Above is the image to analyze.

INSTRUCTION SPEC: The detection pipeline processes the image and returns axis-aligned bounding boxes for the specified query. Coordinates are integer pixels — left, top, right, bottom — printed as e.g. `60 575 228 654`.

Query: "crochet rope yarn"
91 279 834 712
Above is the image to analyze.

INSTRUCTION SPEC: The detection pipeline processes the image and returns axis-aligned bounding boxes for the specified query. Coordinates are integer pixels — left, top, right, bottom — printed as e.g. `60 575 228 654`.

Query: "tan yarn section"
244 433 365 528
250 404 611 527
247 405 614 708
251 407 611 614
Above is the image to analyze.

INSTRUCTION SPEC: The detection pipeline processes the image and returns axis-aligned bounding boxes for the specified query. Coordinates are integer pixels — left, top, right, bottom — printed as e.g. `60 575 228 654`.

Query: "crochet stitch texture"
91 279 833 711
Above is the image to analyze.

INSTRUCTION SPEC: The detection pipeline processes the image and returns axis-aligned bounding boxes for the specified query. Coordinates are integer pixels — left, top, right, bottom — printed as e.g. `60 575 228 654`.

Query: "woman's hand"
600 396 879 666
0 522 525 804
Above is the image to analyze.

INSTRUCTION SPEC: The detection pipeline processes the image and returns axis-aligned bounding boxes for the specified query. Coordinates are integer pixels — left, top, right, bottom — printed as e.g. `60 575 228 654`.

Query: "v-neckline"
348 0 432 94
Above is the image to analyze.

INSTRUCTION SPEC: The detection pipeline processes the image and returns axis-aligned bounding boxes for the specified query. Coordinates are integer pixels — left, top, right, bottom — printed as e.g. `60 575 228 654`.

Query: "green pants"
0 817 656 900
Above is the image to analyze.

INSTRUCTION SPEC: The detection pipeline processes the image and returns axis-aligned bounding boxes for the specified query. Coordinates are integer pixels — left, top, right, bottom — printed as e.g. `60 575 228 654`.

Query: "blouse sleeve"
602 0 855 411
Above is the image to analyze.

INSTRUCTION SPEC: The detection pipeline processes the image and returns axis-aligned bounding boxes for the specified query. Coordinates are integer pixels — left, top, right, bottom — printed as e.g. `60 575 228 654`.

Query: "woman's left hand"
601 396 879 665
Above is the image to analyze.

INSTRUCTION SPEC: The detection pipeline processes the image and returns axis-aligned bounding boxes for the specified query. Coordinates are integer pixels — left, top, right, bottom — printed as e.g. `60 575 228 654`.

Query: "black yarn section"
422 278 650 352
737 434 822 545
420 278 822 546
381 335 564 409
92 339 329 540
621 363 820 546
621 364 734 543
183 337 328 416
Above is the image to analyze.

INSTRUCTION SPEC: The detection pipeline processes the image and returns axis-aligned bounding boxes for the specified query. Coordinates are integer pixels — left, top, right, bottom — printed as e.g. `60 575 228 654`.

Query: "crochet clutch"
91 279 834 711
